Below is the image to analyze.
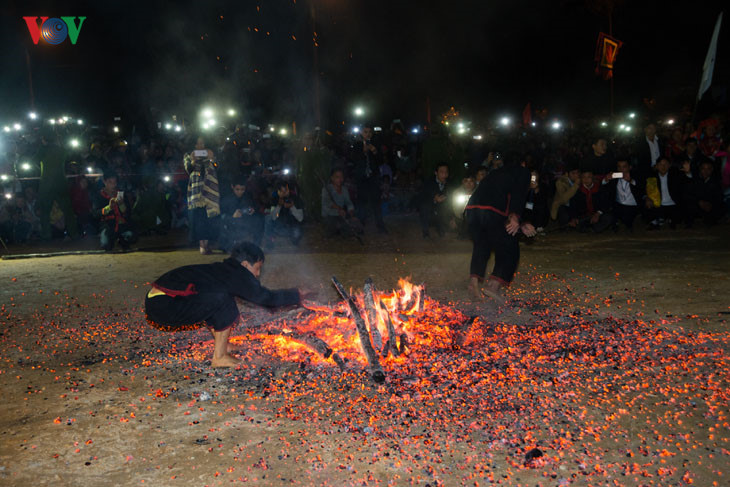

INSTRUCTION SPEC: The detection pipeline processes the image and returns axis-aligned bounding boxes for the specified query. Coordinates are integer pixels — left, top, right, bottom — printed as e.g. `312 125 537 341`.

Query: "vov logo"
23 17 86 45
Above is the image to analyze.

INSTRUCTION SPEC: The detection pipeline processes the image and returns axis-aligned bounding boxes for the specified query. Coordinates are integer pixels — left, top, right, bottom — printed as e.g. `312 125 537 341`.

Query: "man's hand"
590 212 600 224
568 218 579 228
505 214 520 235
645 199 654 209
233 209 243 218
434 194 447 203
521 222 537 237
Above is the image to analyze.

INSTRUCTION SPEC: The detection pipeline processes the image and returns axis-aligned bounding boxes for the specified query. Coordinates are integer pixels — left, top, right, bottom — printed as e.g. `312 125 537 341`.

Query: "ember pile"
241 277 433 383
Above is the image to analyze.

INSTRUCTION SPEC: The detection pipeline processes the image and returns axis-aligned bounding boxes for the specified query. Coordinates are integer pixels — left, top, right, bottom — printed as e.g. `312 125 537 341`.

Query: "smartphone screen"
612 172 623 179
193 149 208 157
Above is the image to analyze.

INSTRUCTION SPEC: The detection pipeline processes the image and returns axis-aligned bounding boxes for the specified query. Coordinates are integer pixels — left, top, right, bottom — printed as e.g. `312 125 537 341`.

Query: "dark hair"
103 170 118 181
435 162 449 171
330 167 344 177
231 174 247 187
685 137 698 145
230 242 264 265
656 155 670 165
275 180 289 190
476 166 488 174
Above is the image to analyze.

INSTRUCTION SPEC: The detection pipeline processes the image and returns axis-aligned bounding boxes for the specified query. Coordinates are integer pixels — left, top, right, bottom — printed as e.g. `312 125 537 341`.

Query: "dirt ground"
1 217 728 486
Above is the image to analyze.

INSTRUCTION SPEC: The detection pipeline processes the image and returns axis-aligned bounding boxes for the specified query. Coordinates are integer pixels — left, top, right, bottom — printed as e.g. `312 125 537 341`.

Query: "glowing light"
208 118 216 126
4 193 12 200
457 127 466 134
624 126 632 132
163 175 171 182
500 117 510 126
13 123 22 131
473 135 482 140
279 128 288 135
373 126 382 132
667 119 675 125
202 122 210 130
353 106 364 117
174 125 182 132
629 112 636 119
352 126 359 134
28 112 37 120
619 124 625 129
455 193 469 204
227 108 236 116
0 174 8 181
77 119 84 125
530 122 536 127
282 168 291 175
164 123 172 130
62 116 69 122
411 127 419 134
21 162 31 171
201 108 214 118
269 126 275 132
457 122 464 129
551 121 561 130
113 126 119 133
2 126 9 133
49 119 56 125
70 138 80 148
86 166 93 173
600 121 608 127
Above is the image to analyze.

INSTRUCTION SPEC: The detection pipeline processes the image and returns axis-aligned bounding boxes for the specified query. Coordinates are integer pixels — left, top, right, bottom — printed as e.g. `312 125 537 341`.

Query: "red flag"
594 33 623 79
522 102 532 127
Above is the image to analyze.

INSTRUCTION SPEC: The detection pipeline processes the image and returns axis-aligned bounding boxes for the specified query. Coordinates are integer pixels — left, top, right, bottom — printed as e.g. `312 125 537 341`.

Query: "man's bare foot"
482 287 506 305
467 281 485 299
226 342 244 353
211 353 241 368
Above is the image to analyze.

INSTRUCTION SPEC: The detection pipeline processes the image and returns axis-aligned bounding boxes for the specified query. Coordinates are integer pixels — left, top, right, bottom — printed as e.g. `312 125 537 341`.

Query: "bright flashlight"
352 126 359 134
29 112 37 120
629 112 636 119
164 123 172 130
624 126 632 132
530 122 537 127
174 125 182 132
87 166 93 173
269 126 275 132
500 117 510 126
13 123 22 131
70 138 80 148
455 193 469 205
77 119 84 125
279 128 287 135
113 126 119 133
163 175 171 182
4 193 12 200
283 168 290 175
202 108 214 118
2 126 9 133
49 119 56 125
551 121 561 130
0 174 8 181
667 119 675 125
21 162 31 171
227 109 236 117
354 106 364 117
600 121 608 127
202 122 210 130
411 127 419 134
473 135 483 140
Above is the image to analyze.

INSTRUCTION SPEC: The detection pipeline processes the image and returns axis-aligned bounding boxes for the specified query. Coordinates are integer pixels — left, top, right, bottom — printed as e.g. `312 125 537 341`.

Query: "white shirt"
646 136 660 166
658 173 675 206
616 179 637 206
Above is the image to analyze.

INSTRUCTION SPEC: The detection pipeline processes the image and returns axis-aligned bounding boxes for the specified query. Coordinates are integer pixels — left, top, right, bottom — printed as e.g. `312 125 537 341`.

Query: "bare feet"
469 277 484 299
211 353 241 368
482 280 507 305
226 342 244 353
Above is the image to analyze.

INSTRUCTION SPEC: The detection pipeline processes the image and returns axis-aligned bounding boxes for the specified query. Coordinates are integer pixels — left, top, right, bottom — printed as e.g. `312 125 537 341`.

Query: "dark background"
0 0 727 129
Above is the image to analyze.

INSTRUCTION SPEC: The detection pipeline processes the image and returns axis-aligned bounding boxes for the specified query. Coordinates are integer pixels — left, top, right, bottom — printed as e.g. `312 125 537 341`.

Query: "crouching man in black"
144 242 304 367
465 152 535 303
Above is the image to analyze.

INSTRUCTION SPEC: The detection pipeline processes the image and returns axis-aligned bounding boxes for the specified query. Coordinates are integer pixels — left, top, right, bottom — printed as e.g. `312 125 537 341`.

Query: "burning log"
331 276 386 383
379 299 399 358
258 329 347 372
418 284 426 312
398 333 409 355
363 278 383 350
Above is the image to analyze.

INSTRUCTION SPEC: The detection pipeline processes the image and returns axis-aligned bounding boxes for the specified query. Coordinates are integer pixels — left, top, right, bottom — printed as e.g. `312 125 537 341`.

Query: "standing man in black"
352 124 387 233
465 153 534 303
634 122 664 182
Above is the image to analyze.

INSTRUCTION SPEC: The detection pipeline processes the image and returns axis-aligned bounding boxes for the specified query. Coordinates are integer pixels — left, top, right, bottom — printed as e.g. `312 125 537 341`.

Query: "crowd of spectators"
0 112 728 251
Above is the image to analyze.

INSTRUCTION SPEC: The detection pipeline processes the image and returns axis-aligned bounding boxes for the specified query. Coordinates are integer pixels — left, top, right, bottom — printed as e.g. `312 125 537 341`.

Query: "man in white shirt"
602 159 641 231
636 122 664 181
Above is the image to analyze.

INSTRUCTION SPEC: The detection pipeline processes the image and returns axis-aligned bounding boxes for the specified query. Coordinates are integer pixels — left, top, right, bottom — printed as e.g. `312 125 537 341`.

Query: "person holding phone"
92 170 137 251
601 158 643 232
185 136 220 254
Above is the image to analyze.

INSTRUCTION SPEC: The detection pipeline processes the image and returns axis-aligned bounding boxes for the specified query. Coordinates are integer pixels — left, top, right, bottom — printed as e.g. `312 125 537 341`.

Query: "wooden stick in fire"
331 276 386 383
363 278 383 350
379 299 399 358
257 329 347 372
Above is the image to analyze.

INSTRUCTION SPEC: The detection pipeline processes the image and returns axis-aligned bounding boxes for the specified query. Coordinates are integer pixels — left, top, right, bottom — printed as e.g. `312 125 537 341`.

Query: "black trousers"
145 292 239 332
356 178 385 229
468 211 519 285
419 200 450 236
613 204 639 229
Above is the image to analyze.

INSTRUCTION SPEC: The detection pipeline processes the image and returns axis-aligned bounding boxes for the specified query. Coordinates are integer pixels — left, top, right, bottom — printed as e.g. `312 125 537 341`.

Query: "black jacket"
569 184 611 218
351 139 382 181
153 258 300 308
650 168 690 205
602 176 644 207
418 177 450 208
221 192 257 218
634 136 665 179
466 164 530 221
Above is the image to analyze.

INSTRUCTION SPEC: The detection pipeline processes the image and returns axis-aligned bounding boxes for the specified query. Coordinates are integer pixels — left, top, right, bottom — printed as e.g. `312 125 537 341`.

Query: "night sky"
1 0 727 129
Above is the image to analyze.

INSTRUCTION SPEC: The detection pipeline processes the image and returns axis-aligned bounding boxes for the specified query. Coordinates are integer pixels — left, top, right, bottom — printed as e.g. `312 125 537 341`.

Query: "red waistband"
151 283 198 297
